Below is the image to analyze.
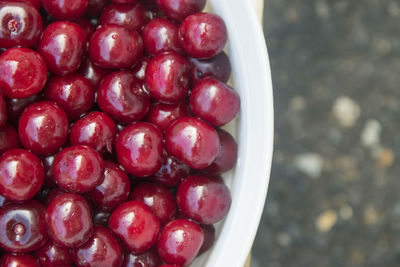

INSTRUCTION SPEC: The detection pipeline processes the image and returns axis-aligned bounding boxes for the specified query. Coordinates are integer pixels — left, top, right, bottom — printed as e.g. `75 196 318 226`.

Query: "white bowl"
191 1 274 266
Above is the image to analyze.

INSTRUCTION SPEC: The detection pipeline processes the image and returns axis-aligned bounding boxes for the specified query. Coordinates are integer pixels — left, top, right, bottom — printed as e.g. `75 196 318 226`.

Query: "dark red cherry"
88 24 143 69
0 93 6 130
75 17 95 41
85 0 110 18
44 187 65 207
5 94 42 125
42 0 88 20
78 57 111 88
46 193 93 248
0 1 42 48
18 101 69 156
189 51 231 84
177 175 231 224
92 209 111 227
112 0 139 3
0 149 44 201
0 125 20 154
41 155 57 187
159 265 181 267
179 13 227 59
165 117 220 169
86 161 130 211
0 48 47 99
0 253 40 267
203 129 237 175
190 77 240 126
52 145 104 193
69 111 117 153
97 71 150 124
155 0 205 21
145 52 190 104
142 18 182 55
100 2 149 32
16 0 42 10
35 240 73 267
122 247 163 267
109 201 160 254
38 21 86 75
157 219 203 266
73 226 123 267
131 182 177 225
145 101 189 132
198 224 215 254
44 75 95 121
151 151 190 187
115 122 163 177
0 200 47 253
132 56 149 81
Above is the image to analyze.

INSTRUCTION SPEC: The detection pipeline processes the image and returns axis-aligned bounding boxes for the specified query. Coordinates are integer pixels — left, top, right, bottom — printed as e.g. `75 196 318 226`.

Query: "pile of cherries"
0 0 240 266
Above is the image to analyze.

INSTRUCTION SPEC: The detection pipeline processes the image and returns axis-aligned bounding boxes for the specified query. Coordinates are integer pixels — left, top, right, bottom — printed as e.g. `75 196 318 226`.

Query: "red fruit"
151 151 190 187
189 51 231 84
121 247 163 267
42 0 89 20
155 0 206 22
78 57 111 88
0 93 6 130
100 2 149 32
0 125 20 154
0 254 40 267
35 240 73 267
145 101 190 132
85 0 110 18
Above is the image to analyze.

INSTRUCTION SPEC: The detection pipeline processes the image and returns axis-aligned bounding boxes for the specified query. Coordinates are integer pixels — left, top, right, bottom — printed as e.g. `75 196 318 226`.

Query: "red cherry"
145 101 190 132
69 111 117 153
189 51 231 84
122 247 163 267
100 2 149 32
97 71 150 124
46 193 93 248
0 125 20 154
130 182 177 225
41 155 57 187
155 0 206 22
177 175 231 224
85 0 110 18
89 24 143 69
0 1 43 48
0 93 6 130
145 51 190 104
109 201 160 254
42 0 89 20
157 219 203 266
5 94 42 125
115 122 163 177
52 145 104 193
18 101 69 156
86 161 130 211
74 17 96 41
78 57 111 88
16 0 42 10
0 48 47 99
35 240 73 267
0 149 44 201
44 74 95 121
44 187 65 207
92 209 111 227
0 253 40 267
132 56 149 81
73 226 124 267
199 224 215 254
150 151 190 187
112 0 139 3
179 13 227 59
38 21 86 75
164 117 220 169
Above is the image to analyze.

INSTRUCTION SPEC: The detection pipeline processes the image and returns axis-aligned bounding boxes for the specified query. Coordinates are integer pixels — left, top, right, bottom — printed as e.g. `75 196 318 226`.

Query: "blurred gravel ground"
253 0 400 266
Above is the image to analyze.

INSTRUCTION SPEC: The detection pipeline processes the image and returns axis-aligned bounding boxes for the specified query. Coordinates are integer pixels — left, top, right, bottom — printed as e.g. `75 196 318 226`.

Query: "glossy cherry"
38 21 86 75
145 52 190 104
0 125 19 154
42 0 88 20
100 2 148 32
190 77 240 126
35 240 73 267
0 1 42 48
146 101 190 132
75 17 96 41
155 0 206 21
97 71 150 124
0 48 47 99
109 201 160 254
18 101 69 156
69 111 117 153
5 94 42 125
0 149 44 201
157 219 203 266
165 117 220 169
86 161 130 211
203 129 237 175
41 155 57 187
16 0 42 10
115 122 163 177
44 187 65 207
88 24 143 69
132 56 149 81
122 247 163 267
52 145 104 193
112 0 139 3
73 226 124 267
179 12 227 59
85 0 110 18
151 151 190 187
199 224 215 254
142 18 182 55
189 51 231 84
0 253 40 267
131 182 177 225
177 175 231 224
0 94 6 130
46 193 93 248
78 57 111 88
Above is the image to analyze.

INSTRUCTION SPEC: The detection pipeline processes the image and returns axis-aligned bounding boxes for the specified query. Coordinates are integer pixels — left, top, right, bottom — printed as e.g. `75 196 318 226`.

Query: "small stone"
294 153 324 178
316 209 338 232
276 232 291 247
289 96 306 111
361 119 382 148
339 205 353 220
332 96 361 128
